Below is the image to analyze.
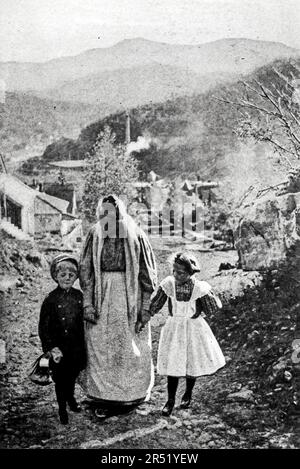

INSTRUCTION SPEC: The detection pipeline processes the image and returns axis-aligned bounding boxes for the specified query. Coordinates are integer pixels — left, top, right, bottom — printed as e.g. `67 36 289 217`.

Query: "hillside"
38 63 235 108
2 38 298 168
40 58 299 201
0 92 105 160
0 38 297 93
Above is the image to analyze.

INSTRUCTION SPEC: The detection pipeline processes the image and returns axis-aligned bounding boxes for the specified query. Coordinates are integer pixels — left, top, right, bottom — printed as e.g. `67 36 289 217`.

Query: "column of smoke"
125 136 151 156
125 111 151 155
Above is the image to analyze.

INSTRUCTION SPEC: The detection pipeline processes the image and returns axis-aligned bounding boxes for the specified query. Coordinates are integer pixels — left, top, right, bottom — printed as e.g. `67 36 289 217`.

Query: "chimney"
125 111 131 144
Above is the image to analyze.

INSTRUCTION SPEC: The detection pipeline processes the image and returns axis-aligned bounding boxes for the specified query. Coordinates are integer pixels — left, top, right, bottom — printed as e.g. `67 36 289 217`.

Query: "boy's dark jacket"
39 286 86 370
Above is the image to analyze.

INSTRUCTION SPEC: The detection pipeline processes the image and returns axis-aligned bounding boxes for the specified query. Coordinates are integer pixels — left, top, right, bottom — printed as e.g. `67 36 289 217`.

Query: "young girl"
136 252 225 416
39 254 86 424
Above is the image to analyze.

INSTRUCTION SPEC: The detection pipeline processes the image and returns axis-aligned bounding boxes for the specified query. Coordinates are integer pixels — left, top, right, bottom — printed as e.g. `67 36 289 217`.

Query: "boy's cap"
50 254 79 280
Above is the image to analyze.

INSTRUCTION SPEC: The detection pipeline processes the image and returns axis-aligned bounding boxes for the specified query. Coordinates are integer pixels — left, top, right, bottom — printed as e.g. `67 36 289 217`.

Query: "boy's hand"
51 347 63 363
84 305 97 324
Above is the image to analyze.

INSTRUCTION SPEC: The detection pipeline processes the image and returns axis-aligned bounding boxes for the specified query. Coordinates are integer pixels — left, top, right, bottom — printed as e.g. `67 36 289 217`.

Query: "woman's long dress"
79 232 157 404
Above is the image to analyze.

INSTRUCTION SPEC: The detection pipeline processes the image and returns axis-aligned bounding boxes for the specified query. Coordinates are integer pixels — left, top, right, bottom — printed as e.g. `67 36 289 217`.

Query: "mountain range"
1 37 298 103
1 37 298 166
39 63 235 108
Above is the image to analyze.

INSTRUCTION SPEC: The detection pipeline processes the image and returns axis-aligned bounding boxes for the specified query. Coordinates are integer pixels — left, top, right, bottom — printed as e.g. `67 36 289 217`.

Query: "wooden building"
0 174 69 236
37 182 77 216
181 179 219 206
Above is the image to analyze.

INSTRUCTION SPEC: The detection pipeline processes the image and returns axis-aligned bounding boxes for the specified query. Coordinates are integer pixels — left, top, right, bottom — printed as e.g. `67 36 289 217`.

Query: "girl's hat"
50 254 79 280
173 252 200 275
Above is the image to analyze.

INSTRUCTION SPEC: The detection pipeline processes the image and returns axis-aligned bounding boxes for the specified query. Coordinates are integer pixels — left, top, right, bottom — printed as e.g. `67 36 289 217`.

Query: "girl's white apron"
157 277 225 377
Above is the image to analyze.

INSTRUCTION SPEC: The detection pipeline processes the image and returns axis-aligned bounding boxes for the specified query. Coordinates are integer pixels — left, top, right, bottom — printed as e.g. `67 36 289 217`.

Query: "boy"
39 254 86 424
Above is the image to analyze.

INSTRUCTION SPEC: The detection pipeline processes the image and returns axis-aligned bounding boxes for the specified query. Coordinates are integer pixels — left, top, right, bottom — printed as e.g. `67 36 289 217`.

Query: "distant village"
0 115 220 251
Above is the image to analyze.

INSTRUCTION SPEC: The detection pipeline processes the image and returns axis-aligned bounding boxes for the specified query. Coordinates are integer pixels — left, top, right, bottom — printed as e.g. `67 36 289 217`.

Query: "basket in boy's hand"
28 353 53 386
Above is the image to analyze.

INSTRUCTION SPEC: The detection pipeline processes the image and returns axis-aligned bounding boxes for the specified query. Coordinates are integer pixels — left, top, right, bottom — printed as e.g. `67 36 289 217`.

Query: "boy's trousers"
51 359 81 410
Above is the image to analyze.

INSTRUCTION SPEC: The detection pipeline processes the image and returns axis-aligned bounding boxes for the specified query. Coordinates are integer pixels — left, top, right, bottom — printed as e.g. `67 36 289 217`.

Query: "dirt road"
0 249 296 449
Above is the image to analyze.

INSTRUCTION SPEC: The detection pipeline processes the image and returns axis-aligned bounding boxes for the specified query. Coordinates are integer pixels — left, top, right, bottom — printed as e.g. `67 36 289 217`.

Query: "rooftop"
48 160 87 169
0 173 69 213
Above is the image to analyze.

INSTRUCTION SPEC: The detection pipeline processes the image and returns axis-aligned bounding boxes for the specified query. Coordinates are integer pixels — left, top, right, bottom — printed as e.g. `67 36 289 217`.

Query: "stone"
226 389 254 402
207 441 216 448
204 422 226 431
197 432 213 444
235 192 300 271
190 418 204 426
284 371 293 381
209 269 263 301
223 403 254 420
178 410 192 418
135 407 152 416
224 356 232 363
169 420 182 429
107 416 118 422
273 356 289 372
6 428 15 433
7 377 18 385
227 428 237 435
0 340 6 364
184 420 192 427
25 250 48 269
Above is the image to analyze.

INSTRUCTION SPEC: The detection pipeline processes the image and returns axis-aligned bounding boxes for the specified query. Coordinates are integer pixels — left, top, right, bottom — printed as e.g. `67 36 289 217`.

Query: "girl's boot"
162 376 179 416
180 377 196 409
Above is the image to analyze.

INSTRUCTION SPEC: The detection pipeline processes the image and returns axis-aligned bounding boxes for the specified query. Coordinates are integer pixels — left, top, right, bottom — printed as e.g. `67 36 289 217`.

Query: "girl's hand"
135 309 151 334
135 320 145 334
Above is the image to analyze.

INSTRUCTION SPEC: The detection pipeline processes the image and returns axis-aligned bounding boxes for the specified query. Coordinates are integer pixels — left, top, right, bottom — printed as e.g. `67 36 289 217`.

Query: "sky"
0 0 299 62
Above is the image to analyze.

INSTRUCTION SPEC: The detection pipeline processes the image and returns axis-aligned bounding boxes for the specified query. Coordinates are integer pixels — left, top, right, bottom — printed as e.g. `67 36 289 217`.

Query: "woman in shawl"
79 194 157 417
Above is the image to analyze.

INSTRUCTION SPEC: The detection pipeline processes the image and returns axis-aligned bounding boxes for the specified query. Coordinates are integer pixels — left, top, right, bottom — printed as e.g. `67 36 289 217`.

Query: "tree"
217 60 300 181
42 137 85 161
81 126 139 221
